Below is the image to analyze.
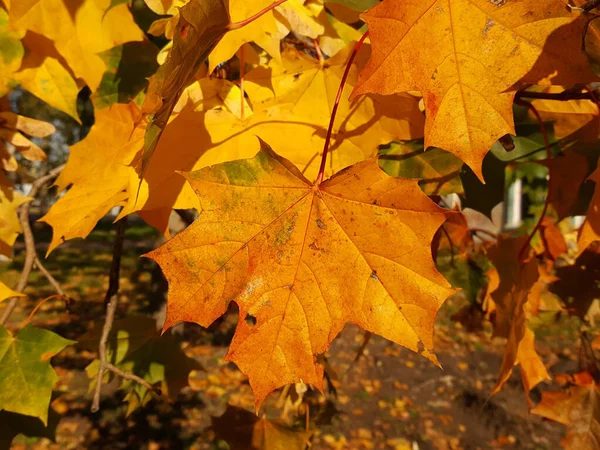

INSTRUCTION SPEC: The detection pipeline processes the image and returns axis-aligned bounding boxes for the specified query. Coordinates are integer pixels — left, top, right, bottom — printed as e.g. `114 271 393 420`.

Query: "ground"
0 218 578 450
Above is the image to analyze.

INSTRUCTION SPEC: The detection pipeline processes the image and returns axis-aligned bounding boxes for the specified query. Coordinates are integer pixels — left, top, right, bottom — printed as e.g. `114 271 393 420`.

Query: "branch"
91 216 127 412
0 164 65 325
515 89 600 101
582 0 600 12
91 217 157 412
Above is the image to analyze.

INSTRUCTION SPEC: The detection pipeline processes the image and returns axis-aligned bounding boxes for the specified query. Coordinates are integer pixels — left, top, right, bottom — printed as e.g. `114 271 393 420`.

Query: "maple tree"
3 0 600 447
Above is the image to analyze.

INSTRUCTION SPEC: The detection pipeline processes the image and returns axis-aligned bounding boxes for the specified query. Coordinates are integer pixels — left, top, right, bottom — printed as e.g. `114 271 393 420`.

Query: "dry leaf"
148 140 454 407
352 0 597 179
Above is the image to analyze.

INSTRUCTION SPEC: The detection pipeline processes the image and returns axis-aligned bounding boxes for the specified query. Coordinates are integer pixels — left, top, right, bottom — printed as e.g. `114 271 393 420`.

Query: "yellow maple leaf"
0 188 31 257
40 103 144 254
352 0 597 179
0 8 24 97
0 281 25 303
7 0 143 92
148 140 454 407
14 32 81 120
488 236 550 401
208 0 282 71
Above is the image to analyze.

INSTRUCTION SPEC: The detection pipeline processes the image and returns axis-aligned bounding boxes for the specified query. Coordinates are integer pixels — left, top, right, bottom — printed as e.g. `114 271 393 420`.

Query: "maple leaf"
7 0 144 92
245 43 425 154
121 64 425 234
0 8 24 98
0 189 31 257
147 140 454 407
0 282 24 303
40 103 144 254
352 0 597 179
0 324 74 425
488 236 549 398
208 0 281 71
532 87 600 142
0 111 54 163
212 405 313 450
14 32 81 120
579 163 600 255
548 150 589 219
275 0 324 40
533 375 600 450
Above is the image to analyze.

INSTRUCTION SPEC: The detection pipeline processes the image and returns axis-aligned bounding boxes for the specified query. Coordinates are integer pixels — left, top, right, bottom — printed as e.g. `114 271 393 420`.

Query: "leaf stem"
313 39 324 63
21 294 66 329
515 100 553 261
316 31 369 185
227 0 289 31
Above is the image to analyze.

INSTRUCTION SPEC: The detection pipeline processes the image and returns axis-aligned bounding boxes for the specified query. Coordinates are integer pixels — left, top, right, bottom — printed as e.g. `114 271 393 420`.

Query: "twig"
515 89 599 101
91 217 130 413
21 294 66 329
440 225 456 268
515 100 553 261
106 363 156 392
34 255 65 296
91 294 119 413
0 164 65 325
581 0 600 12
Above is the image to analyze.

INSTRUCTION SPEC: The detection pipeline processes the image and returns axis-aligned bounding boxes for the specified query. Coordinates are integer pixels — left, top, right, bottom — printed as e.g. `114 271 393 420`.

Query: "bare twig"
91 216 128 412
34 255 65 296
91 217 157 412
0 164 65 325
21 294 66 329
105 363 156 392
90 293 119 413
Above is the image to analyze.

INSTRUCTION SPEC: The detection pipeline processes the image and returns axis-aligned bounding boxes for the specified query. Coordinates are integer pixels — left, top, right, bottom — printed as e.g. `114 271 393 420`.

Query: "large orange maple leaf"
352 0 597 179
148 140 454 407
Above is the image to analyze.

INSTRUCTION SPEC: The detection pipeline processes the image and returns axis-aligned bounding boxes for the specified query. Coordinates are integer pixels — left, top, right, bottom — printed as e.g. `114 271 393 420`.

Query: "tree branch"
515 89 600 101
91 217 157 412
582 0 600 12
0 164 65 325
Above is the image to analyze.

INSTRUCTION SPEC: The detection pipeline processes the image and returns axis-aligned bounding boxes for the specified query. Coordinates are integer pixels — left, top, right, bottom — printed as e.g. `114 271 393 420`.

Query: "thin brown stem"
106 363 157 393
440 225 456 267
21 294 65 329
34 255 65 296
0 164 65 325
313 38 324 63
515 100 553 261
316 32 369 185
227 0 289 30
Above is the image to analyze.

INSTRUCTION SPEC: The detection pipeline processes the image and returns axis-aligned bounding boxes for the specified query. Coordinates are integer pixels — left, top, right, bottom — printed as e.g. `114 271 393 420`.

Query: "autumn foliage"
2 0 600 448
